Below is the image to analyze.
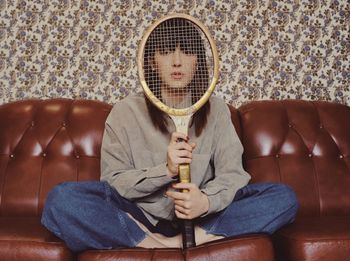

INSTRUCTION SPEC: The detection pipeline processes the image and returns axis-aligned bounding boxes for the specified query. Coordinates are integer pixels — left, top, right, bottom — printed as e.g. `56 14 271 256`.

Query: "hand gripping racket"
137 13 219 249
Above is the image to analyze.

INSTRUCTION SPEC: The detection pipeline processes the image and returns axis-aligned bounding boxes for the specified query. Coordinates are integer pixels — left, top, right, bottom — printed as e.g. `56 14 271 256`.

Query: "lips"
171 72 184 80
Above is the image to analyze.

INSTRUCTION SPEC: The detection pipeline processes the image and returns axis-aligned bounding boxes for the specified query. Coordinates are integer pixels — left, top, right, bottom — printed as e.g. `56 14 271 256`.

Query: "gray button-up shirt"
101 94 251 225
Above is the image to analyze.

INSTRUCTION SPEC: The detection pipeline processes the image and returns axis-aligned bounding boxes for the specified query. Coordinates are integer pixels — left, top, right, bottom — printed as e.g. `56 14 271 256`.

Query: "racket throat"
170 114 193 191
170 114 192 135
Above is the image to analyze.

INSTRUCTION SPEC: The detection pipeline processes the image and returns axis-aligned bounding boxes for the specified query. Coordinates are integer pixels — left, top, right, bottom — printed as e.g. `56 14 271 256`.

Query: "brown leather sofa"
0 98 349 261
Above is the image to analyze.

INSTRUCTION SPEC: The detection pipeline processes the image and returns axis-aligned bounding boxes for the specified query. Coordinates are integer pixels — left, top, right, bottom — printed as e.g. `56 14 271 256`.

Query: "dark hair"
144 18 210 137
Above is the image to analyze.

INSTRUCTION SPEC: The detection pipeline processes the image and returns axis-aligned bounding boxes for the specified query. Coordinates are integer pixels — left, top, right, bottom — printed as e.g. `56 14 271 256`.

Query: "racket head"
138 13 219 116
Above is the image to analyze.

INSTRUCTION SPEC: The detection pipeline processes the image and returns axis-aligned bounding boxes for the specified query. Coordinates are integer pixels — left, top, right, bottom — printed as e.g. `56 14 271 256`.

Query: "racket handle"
178 164 196 248
178 164 191 186
182 219 196 248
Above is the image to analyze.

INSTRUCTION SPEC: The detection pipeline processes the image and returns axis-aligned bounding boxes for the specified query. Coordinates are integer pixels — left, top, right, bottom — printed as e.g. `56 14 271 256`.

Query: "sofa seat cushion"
185 235 274 261
78 248 184 261
78 235 273 261
274 216 350 261
0 217 73 261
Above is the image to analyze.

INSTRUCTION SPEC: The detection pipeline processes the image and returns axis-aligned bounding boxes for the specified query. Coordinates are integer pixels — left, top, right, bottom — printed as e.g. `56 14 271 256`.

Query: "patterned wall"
0 0 349 107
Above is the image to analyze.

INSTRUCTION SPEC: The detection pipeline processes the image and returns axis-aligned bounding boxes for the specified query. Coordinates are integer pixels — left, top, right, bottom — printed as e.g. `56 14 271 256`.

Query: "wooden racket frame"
138 13 219 117
137 13 219 249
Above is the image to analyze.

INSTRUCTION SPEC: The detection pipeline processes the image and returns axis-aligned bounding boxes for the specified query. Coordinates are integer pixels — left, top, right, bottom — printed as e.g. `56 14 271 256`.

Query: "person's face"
154 46 197 90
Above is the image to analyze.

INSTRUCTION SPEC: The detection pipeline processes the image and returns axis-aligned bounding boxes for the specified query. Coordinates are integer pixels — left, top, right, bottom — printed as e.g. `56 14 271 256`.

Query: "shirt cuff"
146 162 176 187
200 188 222 216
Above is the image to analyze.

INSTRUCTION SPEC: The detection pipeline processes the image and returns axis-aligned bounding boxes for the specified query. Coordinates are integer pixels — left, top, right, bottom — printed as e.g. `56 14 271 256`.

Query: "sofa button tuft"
62 122 66 127
76 155 80 159
275 154 280 158
308 153 313 158
42 153 47 157
10 154 14 158
339 155 344 159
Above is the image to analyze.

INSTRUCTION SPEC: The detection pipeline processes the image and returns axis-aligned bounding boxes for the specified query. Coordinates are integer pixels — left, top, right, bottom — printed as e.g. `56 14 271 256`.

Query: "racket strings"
143 18 213 110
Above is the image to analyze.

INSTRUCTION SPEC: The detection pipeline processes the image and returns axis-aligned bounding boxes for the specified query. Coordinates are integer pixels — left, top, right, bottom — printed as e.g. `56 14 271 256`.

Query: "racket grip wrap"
178 164 196 248
179 164 190 183
179 164 190 193
182 220 196 248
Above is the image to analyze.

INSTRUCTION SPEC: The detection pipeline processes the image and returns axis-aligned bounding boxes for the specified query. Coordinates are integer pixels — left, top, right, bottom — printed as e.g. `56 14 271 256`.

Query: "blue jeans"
41 181 298 252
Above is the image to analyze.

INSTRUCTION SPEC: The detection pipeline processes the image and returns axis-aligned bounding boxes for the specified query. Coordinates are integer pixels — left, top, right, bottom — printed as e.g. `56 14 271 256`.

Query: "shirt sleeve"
100 105 174 200
201 104 251 216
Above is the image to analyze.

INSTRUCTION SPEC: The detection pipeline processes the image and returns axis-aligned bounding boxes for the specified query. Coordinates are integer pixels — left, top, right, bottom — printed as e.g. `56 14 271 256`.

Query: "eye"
183 49 194 55
159 49 172 55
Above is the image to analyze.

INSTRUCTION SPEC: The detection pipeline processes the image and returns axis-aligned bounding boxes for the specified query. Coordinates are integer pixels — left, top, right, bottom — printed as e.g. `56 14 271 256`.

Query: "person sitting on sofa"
41 18 298 252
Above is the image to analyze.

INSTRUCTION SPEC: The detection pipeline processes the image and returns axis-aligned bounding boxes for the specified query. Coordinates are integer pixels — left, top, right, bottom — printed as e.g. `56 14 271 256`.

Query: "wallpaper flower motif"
0 0 349 106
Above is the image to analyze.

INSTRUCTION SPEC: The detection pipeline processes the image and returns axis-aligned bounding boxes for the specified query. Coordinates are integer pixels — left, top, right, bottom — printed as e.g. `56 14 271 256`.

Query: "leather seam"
278 236 350 243
310 101 323 217
0 239 69 246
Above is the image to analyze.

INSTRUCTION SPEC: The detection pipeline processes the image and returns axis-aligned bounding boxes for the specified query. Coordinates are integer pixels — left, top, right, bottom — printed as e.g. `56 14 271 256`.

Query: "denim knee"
48 181 76 199
273 183 299 221
41 181 146 251
198 182 299 237
41 182 81 231
44 182 80 211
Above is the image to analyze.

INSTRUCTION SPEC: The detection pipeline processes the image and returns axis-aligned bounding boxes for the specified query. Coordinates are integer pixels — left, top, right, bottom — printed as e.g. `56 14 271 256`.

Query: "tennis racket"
137 13 219 249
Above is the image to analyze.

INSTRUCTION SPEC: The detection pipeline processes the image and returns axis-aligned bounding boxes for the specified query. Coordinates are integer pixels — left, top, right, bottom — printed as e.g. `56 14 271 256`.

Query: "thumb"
173 182 195 191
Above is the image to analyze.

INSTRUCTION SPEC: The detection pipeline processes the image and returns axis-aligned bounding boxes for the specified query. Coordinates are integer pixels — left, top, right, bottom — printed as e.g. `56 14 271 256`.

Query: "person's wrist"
201 192 209 215
166 163 177 178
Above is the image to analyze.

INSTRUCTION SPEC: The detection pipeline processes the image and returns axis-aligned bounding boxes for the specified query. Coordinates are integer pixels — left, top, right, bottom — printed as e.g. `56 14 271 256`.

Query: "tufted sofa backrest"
0 99 111 217
1 98 350 218
238 100 350 217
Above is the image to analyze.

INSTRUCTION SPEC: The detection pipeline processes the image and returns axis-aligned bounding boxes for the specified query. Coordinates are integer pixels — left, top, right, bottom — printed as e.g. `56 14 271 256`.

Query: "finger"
166 190 189 200
174 199 187 208
175 204 190 215
172 182 196 191
171 132 188 143
175 150 192 159
173 142 194 152
173 157 192 165
175 209 191 220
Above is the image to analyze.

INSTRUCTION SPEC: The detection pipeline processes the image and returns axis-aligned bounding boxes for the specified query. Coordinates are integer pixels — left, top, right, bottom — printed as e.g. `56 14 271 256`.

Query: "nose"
172 47 182 67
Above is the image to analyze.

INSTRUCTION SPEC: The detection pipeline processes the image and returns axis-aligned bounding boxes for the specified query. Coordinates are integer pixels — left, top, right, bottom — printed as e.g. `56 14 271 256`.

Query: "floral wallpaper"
0 0 349 107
